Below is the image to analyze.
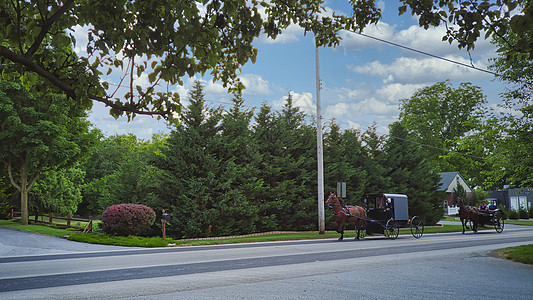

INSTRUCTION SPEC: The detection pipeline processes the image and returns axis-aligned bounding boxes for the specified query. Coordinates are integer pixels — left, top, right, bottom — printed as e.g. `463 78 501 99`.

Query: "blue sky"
83 1 508 140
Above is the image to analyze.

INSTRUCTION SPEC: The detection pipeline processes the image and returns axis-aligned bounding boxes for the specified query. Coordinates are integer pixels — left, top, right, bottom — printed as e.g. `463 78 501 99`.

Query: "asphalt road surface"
1 223 532 299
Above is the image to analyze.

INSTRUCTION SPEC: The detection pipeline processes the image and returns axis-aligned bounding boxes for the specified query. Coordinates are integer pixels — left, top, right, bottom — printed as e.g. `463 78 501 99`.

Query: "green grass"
67 232 180 247
506 220 533 226
0 219 78 237
498 244 533 265
0 219 482 247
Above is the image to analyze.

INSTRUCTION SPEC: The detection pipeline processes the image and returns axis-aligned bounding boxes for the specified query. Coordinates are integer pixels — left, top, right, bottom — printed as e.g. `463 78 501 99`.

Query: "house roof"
437 171 471 192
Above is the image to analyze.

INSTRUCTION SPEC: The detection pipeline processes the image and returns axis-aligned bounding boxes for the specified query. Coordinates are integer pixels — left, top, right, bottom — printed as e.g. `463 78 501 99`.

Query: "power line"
350 30 502 78
389 135 486 160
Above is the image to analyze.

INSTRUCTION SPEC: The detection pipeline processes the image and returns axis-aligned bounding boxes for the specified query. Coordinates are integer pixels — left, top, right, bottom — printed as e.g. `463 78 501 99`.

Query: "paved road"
1 224 532 299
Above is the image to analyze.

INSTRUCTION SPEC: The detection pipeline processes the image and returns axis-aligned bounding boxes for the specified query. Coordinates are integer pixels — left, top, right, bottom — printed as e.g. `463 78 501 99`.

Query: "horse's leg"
461 218 465 234
338 221 345 241
354 220 360 240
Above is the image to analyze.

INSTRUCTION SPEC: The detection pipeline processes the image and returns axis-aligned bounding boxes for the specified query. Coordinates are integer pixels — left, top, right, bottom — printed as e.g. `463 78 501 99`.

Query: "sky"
81 1 509 140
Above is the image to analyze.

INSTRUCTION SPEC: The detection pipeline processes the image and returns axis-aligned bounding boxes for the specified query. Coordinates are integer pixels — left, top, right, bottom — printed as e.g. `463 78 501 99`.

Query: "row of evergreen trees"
75 81 443 238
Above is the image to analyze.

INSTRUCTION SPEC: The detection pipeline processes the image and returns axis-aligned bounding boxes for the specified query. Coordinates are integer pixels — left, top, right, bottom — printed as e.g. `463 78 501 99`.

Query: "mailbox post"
161 209 170 240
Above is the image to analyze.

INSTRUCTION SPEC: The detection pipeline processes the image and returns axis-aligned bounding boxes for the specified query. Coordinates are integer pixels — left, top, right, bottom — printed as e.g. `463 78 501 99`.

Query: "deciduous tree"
0 81 95 224
0 0 381 121
399 81 487 180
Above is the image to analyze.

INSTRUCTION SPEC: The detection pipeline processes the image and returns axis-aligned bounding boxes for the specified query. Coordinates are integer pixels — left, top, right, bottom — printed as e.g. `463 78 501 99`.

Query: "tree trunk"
20 188 29 225
19 169 29 225
7 162 38 226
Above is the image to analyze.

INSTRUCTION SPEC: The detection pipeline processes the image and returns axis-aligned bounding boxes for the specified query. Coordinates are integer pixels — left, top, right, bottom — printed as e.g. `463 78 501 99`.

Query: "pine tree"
382 122 444 225
217 95 262 235
361 123 390 194
275 94 317 230
154 81 224 237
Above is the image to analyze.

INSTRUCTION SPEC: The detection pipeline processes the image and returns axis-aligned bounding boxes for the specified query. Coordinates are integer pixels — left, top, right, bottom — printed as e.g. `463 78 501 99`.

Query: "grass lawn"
0 219 467 246
0 219 79 237
506 220 533 226
498 244 533 265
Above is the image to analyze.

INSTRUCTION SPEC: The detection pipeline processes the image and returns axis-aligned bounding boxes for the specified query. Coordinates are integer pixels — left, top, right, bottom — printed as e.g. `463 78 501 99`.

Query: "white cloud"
394 25 457 56
259 23 304 44
325 97 397 117
240 74 273 96
348 55 491 84
375 83 426 102
69 25 89 55
273 91 315 115
339 21 396 52
88 102 170 140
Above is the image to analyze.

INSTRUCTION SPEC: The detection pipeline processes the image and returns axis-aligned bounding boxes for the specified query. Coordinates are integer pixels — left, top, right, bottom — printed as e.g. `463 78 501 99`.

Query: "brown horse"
325 193 367 241
458 198 479 233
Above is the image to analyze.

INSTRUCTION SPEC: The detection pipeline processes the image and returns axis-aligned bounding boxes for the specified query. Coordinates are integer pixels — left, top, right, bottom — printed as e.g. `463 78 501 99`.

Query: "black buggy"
475 209 505 233
363 193 424 240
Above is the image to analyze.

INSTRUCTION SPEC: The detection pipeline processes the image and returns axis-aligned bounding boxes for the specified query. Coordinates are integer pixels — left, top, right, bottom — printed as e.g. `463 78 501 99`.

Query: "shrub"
518 208 529 219
101 204 156 236
508 210 520 220
529 208 533 218
497 204 508 220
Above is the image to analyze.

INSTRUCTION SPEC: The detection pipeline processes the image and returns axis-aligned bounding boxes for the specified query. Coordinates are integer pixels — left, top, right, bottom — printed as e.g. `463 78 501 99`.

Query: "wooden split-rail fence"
10 209 93 233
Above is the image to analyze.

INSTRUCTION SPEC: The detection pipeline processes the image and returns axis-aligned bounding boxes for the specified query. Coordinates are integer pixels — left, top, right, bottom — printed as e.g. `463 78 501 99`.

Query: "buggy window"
365 197 375 209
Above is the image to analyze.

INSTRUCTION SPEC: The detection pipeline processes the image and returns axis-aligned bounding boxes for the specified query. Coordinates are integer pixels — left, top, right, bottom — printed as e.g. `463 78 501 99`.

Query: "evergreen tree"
324 121 369 204
253 103 283 231
382 122 444 225
340 128 369 205
217 95 263 235
254 94 317 230
276 94 317 230
361 123 390 194
154 81 224 238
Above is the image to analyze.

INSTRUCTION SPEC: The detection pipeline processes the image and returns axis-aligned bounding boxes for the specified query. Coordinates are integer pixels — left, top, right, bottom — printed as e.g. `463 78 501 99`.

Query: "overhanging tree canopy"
2 1 528 121
0 0 381 121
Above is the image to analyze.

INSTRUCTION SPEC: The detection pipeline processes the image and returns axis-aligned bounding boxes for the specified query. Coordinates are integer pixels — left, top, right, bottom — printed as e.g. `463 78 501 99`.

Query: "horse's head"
325 193 339 209
457 197 464 207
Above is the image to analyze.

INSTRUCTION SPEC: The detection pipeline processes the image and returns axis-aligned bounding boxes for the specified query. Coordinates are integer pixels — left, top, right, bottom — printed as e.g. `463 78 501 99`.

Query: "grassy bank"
0 219 479 247
0 219 79 237
498 244 533 265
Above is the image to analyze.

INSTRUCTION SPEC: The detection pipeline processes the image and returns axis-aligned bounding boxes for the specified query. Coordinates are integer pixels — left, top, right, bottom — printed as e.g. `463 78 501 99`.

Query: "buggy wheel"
385 219 399 240
410 216 424 239
494 210 504 233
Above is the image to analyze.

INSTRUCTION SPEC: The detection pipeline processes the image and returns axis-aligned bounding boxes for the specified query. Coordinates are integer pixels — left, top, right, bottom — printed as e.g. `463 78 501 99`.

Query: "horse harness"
333 203 355 219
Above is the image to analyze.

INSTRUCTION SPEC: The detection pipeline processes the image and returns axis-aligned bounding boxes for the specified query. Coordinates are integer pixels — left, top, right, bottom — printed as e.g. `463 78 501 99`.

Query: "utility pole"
315 43 325 234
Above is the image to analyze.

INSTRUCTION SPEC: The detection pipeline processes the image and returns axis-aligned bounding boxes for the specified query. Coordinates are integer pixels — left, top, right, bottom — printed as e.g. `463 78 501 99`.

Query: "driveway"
0 228 137 257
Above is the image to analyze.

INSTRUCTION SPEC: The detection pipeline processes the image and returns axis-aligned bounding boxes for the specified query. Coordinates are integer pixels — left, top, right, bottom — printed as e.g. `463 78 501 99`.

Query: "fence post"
88 216 93 233
35 212 39 222
67 214 71 226
48 212 53 224
10 209 13 219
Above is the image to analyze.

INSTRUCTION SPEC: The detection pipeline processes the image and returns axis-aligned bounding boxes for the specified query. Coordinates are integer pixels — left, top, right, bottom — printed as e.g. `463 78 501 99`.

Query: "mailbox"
161 213 170 222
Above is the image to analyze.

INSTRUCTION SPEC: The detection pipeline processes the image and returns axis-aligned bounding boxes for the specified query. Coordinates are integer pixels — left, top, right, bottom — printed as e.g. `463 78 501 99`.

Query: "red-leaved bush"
101 204 156 236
